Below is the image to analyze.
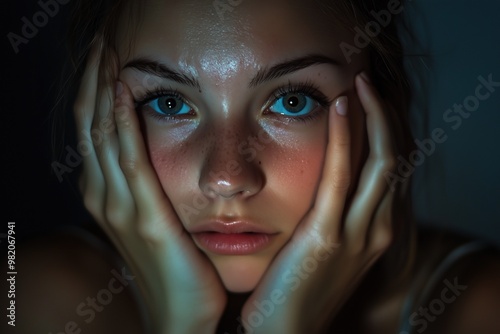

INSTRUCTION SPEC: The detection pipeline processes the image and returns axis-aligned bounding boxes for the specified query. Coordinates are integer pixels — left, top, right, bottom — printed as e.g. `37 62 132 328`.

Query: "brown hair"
52 0 136 174
316 0 417 285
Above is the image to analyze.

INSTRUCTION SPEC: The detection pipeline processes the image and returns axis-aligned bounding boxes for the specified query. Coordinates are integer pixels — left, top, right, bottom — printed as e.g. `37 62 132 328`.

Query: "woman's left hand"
241 72 397 333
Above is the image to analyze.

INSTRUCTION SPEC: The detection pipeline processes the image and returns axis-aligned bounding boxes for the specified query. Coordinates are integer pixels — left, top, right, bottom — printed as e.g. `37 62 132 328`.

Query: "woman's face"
118 0 369 292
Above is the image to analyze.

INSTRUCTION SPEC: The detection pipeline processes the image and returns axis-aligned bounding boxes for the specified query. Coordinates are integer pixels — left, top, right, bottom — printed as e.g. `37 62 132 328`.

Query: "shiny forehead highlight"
58 0 416 285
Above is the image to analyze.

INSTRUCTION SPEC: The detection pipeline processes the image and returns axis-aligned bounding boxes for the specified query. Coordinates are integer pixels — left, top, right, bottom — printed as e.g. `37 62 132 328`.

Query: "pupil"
287 96 299 107
165 98 177 109
282 93 306 113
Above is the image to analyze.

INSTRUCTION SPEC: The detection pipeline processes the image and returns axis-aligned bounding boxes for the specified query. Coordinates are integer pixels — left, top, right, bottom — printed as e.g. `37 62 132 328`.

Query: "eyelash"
134 81 333 123
266 81 333 123
134 87 190 121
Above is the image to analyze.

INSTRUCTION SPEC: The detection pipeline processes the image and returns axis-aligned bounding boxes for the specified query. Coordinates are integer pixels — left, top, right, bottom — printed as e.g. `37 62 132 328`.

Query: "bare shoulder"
1 229 145 334
434 249 500 334
413 229 500 334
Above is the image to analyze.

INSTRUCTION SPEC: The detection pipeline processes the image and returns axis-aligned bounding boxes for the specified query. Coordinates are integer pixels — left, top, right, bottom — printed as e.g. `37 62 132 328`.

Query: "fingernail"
359 71 371 83
115 81 123 97
335 96 348 116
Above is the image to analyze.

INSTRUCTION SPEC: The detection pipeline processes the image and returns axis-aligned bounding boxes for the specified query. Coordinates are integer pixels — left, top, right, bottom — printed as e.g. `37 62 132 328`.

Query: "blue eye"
146 94 192 116
269 93 319 117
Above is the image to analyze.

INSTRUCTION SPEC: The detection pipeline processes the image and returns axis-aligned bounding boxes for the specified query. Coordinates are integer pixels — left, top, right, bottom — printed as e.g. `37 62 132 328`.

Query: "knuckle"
137 223 154 241
370 225 393 253
105 205 129 231
332 168 351 191
72 100 85 115
382 156 397 173
119 155 141 179
373 156 397 176
334 133 350 147
82 193 103 222
115 105 132 126
72 99 93 120
137 219 164 244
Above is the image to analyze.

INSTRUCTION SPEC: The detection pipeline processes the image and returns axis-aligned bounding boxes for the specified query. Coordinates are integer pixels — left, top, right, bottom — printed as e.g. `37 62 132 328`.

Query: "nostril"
198 151 265 200
219 192 236 199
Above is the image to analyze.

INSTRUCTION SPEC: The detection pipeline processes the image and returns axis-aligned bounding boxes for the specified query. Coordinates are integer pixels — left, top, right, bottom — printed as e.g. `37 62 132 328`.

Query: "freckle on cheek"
272 145 325 189
148 142 186 188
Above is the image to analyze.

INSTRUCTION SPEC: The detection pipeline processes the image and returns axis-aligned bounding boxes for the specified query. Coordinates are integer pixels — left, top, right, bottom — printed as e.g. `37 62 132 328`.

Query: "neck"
216 291 251 333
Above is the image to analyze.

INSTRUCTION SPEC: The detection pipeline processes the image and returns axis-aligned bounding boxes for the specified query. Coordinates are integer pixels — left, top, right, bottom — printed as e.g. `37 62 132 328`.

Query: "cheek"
260 118 329 225
261 94 366 224
143 126 201 211
149 146 187 188
268 145 325 205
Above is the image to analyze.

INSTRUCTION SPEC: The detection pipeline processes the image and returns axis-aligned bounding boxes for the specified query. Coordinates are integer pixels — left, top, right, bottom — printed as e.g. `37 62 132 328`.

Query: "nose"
199 127 265 200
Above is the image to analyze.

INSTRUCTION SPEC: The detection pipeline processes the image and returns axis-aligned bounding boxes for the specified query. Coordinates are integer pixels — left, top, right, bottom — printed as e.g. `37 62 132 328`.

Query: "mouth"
189 220 277 255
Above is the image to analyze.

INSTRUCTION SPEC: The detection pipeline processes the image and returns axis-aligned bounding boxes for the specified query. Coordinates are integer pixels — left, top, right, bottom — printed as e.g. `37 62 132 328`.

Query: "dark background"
2 0 90 240
2 1 500 244
402 1 500 245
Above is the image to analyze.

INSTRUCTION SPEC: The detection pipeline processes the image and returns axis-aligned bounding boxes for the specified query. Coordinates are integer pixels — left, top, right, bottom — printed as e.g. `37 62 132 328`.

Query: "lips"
189 219 277 255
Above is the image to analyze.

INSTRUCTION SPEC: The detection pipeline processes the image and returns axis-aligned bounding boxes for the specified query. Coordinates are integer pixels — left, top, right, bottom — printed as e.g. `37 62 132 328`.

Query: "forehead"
118 0 355 65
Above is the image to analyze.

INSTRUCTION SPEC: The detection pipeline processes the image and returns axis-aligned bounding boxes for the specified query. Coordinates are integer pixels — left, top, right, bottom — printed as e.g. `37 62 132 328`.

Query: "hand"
74 39 227 334
241 73 397 333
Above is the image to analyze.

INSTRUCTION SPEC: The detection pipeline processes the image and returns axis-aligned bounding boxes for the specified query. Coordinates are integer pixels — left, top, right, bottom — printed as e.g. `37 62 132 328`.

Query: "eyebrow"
123 57 201 90
249 54 340 87
123 54 340 89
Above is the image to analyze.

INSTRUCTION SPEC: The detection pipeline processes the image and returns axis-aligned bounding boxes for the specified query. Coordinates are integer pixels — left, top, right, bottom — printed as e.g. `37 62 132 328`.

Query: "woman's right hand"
74 39 227 334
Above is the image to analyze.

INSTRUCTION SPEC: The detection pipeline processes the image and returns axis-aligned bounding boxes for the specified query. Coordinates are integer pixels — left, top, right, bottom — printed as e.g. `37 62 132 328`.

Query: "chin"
210 255 270 292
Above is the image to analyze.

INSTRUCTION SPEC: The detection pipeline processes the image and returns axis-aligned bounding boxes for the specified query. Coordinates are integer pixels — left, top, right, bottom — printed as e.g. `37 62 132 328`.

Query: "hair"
54 0 417 292
312 0 417 287
52 0 136 159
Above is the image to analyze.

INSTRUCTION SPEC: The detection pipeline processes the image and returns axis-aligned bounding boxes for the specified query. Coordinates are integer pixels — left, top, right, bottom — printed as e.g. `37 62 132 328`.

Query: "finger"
92 71 136 231
88 61 154 296
74 52 166 315
92 78 161 309
114 81 182 240
355 73 396 160
112 85 184 310
344 73 397 243
366 190 394 253
73 43 133 273
73 38 106 223
306 96 351 239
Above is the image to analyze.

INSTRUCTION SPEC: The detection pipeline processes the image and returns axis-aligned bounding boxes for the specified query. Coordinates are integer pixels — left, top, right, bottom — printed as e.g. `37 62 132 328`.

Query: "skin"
8 1 500 333
117 0 369 293
78 0 397 332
